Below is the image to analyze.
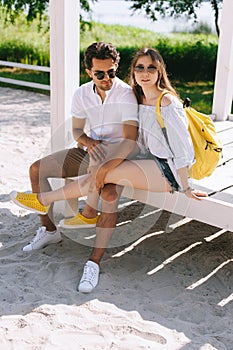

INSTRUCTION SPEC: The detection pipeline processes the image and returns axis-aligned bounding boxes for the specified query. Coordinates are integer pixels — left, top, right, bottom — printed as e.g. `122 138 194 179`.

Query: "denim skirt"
153 156 180 193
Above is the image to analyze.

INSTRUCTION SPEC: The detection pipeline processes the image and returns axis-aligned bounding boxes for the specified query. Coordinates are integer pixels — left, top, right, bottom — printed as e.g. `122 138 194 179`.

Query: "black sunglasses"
92 68 116 80
134 65 157 74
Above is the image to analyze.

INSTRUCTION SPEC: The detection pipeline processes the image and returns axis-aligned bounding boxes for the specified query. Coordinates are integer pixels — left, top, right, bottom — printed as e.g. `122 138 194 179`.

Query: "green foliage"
0 19 218 110
127 0 222 36
0 40 49 65
175 81 214 114
0 0 48 22
190 22 213 35
80 23 218 82
0 0 97 30
0 10 50 65
153 36 218 81
0 20 218 82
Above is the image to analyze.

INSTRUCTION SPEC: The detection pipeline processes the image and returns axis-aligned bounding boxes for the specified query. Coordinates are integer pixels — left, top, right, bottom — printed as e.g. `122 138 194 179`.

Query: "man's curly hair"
84 42 120 70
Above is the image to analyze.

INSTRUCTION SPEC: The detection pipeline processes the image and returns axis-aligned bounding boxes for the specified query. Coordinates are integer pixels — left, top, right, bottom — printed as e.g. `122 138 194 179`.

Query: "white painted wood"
49 0 80 152
0 77 50 90
0 60 50 72
0 60 50 90
122 187 233 232
212 0 233 121
64 120 233 231
215 121 233 132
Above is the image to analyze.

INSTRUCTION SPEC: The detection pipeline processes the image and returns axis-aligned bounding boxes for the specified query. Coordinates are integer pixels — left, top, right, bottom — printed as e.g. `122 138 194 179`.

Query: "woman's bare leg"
37 174 91 206
104 159 172 192
37 159 171 206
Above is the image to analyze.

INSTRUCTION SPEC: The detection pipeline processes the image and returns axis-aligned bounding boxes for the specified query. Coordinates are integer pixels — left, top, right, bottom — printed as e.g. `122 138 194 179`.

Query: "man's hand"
87 140 107 162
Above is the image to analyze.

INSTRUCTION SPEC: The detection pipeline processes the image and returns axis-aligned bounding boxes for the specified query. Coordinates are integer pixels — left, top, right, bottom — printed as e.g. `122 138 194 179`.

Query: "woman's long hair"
129 48 179 104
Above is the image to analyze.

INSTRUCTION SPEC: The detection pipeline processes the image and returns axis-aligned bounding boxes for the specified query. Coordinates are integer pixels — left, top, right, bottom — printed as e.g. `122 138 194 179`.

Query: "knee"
29 160 41 180
101 186 118 204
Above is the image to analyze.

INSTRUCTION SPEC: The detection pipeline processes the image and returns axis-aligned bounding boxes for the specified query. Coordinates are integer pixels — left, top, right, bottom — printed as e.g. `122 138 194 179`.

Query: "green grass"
0 16 218 111
0 67 49 84
175 81 214 114
80 21 218 50
0 67 50 94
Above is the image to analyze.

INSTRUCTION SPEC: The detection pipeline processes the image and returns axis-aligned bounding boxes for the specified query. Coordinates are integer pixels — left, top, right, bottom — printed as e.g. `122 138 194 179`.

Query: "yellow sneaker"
59 213 99 229
10 191 50 215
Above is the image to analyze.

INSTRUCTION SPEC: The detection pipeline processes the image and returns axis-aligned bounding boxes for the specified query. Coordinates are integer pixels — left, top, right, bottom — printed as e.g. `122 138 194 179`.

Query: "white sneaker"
78 260 100 293
23 226 62 252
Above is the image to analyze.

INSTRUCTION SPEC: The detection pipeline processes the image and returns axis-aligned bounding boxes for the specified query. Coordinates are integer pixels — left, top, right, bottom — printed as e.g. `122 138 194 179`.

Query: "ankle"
44 225 57 232
89 257 100 266
81 209 97 219
37 193 48 206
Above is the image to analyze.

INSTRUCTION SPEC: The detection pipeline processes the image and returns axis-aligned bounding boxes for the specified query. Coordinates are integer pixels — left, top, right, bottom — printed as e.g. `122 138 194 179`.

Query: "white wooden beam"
49 0 80 152
212 0 233 121
122 187 233 232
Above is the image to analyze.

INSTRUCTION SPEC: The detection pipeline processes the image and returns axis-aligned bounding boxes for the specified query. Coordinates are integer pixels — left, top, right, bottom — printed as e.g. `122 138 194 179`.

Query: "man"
25 42 138 293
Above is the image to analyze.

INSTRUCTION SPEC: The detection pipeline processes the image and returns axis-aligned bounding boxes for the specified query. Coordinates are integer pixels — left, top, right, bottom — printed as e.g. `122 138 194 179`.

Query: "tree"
0 0 96 29
127 0 222 36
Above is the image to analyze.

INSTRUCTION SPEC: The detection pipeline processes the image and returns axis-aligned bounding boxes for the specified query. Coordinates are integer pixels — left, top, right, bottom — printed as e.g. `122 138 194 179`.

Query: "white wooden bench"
59 180 233 233
59 120 233 233
122 187 233 232
121 121 233 232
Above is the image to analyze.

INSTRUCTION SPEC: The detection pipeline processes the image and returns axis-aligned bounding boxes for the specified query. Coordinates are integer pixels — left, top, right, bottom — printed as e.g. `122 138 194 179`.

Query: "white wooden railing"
0 60 50 90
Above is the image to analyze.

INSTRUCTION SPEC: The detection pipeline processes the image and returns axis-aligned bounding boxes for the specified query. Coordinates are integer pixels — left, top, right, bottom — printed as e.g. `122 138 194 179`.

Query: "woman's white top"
138 95 194 184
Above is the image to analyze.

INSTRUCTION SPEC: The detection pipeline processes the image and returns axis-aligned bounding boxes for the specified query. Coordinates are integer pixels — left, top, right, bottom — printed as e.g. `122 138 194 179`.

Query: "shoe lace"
31 226 46 244
83 263 97 283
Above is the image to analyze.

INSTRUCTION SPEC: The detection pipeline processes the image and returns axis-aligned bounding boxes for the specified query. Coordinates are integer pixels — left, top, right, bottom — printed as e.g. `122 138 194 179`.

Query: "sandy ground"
0 86 233 350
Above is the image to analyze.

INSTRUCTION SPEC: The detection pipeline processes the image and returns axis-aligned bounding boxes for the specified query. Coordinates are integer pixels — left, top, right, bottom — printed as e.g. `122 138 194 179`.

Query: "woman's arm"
177 166 207 200
94 121 138 189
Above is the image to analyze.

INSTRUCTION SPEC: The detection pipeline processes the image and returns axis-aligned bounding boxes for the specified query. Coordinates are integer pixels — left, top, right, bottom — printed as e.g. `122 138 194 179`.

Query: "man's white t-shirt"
71 77 138 143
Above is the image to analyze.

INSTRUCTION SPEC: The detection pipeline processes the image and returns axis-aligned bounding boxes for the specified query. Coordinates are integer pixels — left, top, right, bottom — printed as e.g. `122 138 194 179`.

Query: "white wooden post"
212 0 233 121
49 0 80 216
49 0 80 152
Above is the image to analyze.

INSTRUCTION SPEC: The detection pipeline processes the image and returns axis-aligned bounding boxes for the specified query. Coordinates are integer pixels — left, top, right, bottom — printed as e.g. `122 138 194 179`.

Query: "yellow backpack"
156 91 223 180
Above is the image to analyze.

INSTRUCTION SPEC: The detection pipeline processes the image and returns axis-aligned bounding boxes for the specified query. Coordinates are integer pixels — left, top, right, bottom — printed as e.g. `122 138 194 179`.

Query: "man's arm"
95 121 138 189
72 117 105 160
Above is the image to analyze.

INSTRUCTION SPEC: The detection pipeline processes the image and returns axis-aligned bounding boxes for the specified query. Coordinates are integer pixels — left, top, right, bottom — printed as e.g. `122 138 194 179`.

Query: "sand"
0 86 233 350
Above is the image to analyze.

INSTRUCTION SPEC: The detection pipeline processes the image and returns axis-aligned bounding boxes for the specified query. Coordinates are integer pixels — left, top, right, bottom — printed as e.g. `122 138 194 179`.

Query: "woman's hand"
95 165 108 192
183 187 208 200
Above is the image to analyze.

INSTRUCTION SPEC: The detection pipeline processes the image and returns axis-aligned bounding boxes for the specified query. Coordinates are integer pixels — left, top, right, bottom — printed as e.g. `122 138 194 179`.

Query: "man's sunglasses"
92 69 116 80
134 65 157 74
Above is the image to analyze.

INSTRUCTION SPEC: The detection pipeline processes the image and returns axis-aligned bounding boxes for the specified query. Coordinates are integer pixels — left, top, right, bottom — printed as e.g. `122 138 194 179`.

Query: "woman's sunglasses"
134 65 157 74
92 69 116 80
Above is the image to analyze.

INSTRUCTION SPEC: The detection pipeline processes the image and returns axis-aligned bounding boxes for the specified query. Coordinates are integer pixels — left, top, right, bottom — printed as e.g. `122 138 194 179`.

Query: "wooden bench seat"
60 120 233 233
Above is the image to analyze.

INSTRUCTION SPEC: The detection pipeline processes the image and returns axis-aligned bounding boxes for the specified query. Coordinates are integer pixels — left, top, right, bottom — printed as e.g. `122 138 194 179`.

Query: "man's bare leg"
78 183 121 293
29 148 92 232
89 183 122 264
22 148 93 252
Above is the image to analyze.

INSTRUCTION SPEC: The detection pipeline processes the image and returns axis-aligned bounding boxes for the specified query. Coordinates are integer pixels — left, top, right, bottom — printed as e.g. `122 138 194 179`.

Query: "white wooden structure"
49 0 233 232
0 61 50 90
49 0 79 152
123 120 233 232
212 0 233 121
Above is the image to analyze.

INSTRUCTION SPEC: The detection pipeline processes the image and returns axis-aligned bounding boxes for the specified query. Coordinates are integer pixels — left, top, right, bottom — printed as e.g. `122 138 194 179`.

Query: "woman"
10 48 207 215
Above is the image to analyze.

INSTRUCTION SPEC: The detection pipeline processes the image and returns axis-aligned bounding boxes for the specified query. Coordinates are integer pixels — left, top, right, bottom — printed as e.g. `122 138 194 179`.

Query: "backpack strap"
155 90 173 152
155 90 170 128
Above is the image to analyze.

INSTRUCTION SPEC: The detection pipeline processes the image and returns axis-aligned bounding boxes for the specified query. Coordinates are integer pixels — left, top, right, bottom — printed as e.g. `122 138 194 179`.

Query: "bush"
0 40 50 66
80 39 217 84
0 19 218 84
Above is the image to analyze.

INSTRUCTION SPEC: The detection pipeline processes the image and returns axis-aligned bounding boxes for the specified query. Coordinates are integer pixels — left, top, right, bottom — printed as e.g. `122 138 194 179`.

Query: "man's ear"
86 68 92 78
